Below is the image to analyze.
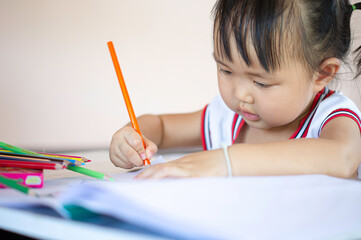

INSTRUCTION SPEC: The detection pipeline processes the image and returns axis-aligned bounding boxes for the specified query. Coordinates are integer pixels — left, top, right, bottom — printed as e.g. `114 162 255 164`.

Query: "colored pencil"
38 152 90 163
0 141 43 156
67 165 114 181
0 159 66 170
0 148 81 166
107 41 150 166
0 153 73 165
0 174 38 196
0 149 90 163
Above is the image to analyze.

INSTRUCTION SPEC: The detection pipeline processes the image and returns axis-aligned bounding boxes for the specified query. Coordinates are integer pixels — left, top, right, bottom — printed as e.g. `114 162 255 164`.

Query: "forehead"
212 0 303 73
213 32 311 81
214 24 303 75
213 33 265 70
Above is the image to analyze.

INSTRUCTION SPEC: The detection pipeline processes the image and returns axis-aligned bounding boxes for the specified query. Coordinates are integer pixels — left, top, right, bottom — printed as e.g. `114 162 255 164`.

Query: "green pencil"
0 141 43 157
0 174 38 197
67 166 114 181
0 142 80 166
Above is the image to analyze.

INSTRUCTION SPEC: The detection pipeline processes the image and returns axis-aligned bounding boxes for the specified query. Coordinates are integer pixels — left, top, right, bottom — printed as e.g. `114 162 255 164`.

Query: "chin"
246 119 277 130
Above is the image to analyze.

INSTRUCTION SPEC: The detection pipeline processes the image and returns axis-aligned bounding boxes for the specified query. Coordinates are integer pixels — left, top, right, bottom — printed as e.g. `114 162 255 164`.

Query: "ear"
312 58 341 93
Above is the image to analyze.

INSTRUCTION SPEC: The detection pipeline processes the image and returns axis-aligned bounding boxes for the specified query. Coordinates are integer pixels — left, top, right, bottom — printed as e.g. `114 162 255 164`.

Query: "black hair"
212 0 361 77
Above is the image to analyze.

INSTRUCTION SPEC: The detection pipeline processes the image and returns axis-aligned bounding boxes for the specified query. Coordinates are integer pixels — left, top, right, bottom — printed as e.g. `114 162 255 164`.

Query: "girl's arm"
136 116 361 179
230 117 361 178
138 110 203 149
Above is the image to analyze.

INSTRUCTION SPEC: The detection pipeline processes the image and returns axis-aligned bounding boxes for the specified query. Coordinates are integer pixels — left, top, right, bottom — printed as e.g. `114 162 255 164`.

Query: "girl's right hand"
109 126 158 169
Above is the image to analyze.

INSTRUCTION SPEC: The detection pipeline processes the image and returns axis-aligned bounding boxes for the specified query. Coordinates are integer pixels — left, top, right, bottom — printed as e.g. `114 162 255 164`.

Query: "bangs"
213 0 299 72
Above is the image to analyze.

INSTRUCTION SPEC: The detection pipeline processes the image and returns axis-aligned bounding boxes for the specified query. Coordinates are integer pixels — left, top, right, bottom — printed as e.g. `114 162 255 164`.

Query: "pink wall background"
0 0 360 151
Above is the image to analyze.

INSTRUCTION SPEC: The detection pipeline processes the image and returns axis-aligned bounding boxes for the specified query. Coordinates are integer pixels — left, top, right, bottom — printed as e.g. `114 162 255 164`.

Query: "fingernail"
140 153 146 160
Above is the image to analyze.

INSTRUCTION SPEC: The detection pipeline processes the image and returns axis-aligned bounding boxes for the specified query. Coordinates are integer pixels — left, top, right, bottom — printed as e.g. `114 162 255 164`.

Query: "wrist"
220 143 233 178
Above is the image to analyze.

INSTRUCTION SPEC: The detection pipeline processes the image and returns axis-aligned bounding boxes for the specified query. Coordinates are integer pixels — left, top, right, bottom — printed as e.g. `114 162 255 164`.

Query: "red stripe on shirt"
232 118 245 144
231 114 238 135
289 90 323 139
289 88 334 139
325 89 335 99
201 105 208 151
300 89 335 137
320 109 361 133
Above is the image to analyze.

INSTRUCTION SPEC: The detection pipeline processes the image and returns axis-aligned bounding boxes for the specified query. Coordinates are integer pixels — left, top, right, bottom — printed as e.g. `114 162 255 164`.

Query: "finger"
124 132 147 165
150 166 189 179
134 166 159 179
143 136 158 159
109 147 134 169
109 135 135 169
120 139 144 167
135 164 188 179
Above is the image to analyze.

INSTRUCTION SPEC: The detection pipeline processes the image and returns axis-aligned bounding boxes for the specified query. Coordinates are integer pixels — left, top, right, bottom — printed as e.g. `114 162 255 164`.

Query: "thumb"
143 136 158 160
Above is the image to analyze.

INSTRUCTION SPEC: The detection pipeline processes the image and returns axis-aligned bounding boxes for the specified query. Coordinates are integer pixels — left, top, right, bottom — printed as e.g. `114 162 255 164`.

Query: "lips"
238 108 260 121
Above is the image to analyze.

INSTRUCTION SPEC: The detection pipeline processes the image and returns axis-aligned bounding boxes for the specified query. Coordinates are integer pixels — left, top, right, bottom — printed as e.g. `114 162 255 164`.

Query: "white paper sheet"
59 175 361 240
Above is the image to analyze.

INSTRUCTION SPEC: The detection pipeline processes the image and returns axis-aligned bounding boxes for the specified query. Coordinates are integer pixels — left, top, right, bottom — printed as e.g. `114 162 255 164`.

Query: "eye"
219 68 232 75
254 81 271 88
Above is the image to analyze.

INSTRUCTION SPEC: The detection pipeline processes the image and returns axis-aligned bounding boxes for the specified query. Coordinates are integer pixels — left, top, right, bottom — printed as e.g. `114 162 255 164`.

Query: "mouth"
238 108 260 121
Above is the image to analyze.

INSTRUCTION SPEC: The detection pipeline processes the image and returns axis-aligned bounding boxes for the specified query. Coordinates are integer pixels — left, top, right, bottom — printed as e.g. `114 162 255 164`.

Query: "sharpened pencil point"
104 175 115 181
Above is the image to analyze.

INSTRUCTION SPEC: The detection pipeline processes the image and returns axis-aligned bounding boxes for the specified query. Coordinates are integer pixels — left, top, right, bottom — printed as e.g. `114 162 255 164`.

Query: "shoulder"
316 90 361 123
308 89 361 137
318 90 360 112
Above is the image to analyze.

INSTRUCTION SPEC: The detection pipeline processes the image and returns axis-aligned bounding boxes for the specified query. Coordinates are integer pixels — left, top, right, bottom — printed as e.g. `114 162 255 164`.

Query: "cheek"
256 91 308 125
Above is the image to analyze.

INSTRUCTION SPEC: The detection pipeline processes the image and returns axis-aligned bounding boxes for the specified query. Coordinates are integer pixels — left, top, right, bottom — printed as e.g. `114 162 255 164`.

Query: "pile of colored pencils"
0 143 89 170
0 141 113 196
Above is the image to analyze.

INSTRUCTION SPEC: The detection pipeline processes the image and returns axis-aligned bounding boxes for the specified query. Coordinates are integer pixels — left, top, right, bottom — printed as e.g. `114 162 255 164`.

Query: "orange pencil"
107 41 151 166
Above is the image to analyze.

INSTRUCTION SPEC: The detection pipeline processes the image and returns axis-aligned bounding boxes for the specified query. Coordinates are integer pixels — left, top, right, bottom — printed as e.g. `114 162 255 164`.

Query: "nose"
235 84 254 104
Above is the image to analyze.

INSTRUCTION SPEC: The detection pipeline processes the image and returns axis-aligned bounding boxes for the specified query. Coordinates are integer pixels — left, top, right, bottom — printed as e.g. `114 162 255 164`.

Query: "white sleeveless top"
201 88 361 176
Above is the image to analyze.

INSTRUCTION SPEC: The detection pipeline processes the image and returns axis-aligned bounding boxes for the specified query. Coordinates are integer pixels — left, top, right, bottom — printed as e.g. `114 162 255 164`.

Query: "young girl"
110 0 361 179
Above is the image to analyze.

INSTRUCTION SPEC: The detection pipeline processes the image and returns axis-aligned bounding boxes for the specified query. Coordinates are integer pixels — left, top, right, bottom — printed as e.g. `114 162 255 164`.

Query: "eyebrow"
212 52 270 79
212 52 229 67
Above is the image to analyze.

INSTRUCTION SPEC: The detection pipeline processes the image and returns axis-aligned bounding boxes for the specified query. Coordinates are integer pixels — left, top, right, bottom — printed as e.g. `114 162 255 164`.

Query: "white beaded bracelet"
220 143 232 178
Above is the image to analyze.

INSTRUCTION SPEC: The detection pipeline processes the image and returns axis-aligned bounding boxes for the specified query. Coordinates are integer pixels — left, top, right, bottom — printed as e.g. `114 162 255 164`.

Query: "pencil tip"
104 175 115 181
143 159 151 166
82 157 91 163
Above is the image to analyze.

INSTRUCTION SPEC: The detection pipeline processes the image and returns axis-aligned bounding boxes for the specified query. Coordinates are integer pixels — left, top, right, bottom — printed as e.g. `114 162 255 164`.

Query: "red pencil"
0 159 66 170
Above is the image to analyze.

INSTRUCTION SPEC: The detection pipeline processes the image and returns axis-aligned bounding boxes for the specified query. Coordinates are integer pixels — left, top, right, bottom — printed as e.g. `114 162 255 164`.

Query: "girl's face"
214 37 318 130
